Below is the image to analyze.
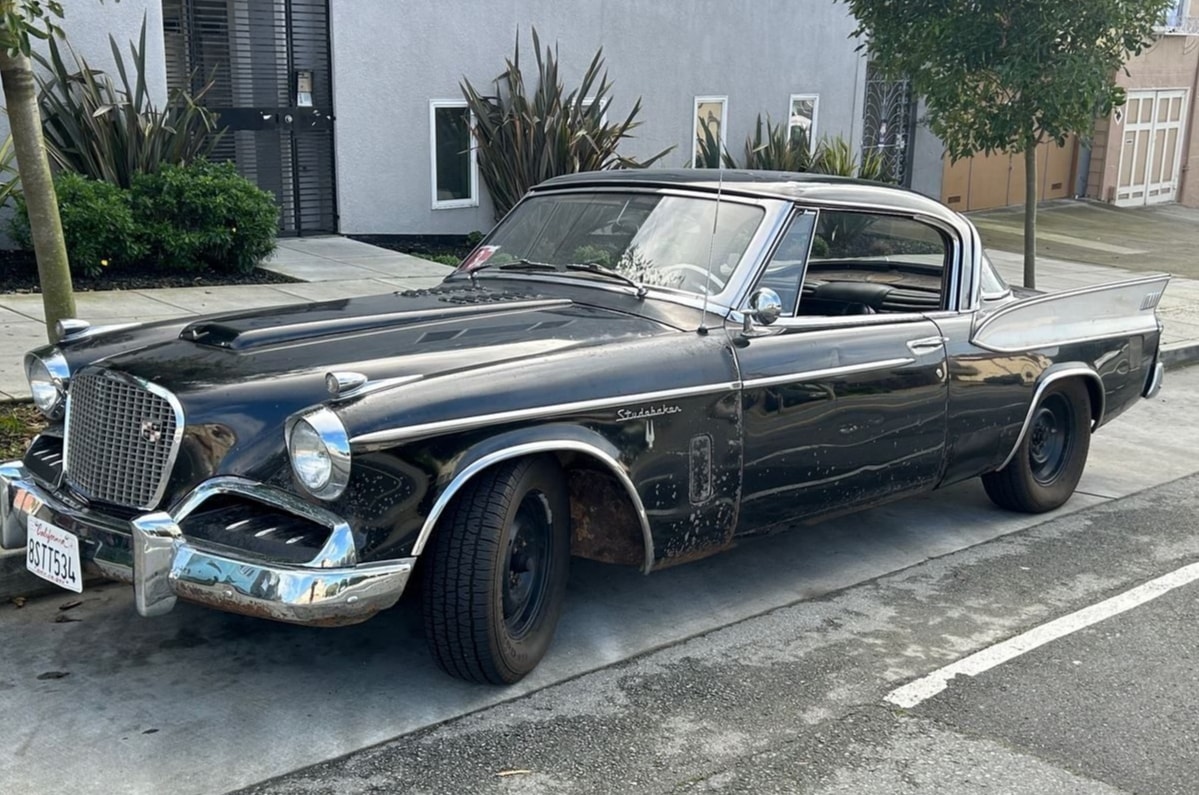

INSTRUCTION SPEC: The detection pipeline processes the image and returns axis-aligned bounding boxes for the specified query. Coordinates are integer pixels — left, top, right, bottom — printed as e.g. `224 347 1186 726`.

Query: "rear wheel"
422 456 570 684
983 379 1091 513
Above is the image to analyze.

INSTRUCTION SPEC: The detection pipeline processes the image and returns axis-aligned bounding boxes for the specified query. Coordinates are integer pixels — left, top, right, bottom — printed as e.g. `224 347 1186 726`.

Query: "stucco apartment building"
12 1 1195 236
28 0 942 238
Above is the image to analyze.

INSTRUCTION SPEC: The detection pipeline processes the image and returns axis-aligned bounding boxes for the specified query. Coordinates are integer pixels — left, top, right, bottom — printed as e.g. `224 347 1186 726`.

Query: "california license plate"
26 516 83 593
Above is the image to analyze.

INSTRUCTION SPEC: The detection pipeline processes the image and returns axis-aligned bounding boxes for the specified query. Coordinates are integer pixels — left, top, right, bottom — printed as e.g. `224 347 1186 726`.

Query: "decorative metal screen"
64 371 183 511
861 60 917 188
162 0 337 235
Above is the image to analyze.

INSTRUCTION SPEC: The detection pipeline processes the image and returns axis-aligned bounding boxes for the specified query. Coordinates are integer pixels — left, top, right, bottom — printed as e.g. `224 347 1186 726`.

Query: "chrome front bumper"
0 462 413 626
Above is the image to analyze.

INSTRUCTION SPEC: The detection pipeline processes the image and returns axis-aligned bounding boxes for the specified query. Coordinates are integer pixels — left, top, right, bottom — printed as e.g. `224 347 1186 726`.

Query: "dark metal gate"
163 0 337 236
861 60 917 188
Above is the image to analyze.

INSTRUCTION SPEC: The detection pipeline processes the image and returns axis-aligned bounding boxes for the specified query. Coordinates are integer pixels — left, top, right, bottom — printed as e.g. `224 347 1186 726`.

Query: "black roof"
533 169 956 221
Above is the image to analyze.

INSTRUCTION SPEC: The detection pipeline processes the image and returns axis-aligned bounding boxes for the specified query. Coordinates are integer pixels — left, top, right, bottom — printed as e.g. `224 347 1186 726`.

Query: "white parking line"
886 560 1199 709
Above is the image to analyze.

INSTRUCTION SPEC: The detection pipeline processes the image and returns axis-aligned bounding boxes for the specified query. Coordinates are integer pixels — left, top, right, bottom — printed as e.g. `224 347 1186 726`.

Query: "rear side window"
794 210 949 316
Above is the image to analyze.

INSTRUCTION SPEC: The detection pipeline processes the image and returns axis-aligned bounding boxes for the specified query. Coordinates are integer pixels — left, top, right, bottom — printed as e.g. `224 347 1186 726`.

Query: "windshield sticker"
462 245 499 271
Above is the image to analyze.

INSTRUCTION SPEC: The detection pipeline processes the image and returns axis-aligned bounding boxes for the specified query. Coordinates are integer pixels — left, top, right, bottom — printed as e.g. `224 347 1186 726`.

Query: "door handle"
907 336 947 354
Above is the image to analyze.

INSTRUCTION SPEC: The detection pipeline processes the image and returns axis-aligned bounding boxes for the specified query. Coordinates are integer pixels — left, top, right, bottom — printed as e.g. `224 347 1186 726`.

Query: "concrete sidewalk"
0 237 453 400
1 217 1198 400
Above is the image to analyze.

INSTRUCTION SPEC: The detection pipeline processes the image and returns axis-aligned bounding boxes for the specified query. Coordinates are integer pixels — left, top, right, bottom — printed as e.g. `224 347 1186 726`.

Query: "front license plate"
26 516 83 593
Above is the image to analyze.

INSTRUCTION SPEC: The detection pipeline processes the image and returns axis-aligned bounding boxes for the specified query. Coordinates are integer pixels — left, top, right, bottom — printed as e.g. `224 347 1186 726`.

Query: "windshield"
459 192 766 295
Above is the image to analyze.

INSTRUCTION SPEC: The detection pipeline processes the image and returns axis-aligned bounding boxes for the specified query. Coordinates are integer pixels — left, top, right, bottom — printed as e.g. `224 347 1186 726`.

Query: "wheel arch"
996 364 1104 471
412 424 655 573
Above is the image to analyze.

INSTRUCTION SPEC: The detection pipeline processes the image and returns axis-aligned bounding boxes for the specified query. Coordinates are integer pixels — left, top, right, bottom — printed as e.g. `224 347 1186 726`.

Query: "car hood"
58 281 697 491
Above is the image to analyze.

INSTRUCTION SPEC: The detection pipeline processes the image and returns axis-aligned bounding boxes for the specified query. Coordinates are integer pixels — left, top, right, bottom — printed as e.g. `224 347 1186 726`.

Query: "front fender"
413 424 654 572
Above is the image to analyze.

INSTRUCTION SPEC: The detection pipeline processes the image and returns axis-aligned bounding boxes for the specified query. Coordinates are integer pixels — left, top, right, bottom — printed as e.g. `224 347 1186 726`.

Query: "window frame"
692 95 729 167
428 99 479 210
1156 0 1191 32
787 94 820 154
743 207 956 326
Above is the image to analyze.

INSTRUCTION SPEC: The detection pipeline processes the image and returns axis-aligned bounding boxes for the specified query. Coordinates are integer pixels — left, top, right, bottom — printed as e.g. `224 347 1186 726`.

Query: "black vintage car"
2 171 1167 684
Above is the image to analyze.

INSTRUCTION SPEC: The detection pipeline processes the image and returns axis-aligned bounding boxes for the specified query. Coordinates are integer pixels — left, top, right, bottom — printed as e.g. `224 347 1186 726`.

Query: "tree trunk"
1023 144 1037 290
0 49 74 342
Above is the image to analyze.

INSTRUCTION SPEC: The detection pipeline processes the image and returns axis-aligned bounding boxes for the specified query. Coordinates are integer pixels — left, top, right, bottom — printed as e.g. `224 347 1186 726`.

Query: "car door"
733 208 950 533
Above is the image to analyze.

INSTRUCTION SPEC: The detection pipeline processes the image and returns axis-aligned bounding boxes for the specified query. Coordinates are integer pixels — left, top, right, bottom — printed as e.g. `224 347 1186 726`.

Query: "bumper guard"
1 462 413 626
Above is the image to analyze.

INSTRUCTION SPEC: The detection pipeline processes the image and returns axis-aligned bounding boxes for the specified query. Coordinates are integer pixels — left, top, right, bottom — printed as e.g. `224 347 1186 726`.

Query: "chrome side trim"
996 366 1105 471
413 440 655 574
740 358 916 390
972 274 1170 354
351 381 740 449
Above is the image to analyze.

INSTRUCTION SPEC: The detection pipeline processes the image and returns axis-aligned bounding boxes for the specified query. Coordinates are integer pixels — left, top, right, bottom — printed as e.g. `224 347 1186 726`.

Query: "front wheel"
982 379 1091 513
422 456 570 684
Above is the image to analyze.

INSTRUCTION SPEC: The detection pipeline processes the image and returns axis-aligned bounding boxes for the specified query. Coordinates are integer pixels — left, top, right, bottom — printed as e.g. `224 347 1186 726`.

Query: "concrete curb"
1161 341 1199 371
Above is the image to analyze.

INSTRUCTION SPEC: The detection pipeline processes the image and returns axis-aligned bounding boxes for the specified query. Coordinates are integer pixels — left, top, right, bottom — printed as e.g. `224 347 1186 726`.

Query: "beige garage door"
941 138 1075 213
1115 90 1188 207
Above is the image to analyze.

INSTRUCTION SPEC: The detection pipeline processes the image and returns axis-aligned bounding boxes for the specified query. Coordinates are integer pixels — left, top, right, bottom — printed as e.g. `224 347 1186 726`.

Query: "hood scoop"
181 297 572 351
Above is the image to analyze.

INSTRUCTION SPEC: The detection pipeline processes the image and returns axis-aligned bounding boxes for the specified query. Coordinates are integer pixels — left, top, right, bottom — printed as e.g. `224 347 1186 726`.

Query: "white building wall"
329 0 869 235
0 0 167 148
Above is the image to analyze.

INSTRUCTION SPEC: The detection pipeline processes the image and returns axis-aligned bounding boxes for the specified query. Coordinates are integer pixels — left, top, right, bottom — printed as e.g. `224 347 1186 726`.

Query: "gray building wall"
0 0 165 243
908 101 944 201
329 0 869 235
0 0 167 144
54 0 168 104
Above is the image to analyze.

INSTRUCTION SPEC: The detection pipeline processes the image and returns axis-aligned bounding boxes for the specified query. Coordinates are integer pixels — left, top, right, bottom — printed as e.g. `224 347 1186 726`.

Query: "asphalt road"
240 473 1199 794
3 366 1198 794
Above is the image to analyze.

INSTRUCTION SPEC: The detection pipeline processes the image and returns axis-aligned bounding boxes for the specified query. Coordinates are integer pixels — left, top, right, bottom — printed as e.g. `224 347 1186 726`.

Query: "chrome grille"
64 370 182 510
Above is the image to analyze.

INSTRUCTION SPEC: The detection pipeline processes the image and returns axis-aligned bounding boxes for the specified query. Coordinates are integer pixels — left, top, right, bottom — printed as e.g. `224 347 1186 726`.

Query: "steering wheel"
659 263 725 294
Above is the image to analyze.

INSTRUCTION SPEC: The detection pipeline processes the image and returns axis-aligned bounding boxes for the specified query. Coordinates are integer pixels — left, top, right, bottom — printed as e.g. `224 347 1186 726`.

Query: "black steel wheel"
983 379 1091 513
422 456 570 684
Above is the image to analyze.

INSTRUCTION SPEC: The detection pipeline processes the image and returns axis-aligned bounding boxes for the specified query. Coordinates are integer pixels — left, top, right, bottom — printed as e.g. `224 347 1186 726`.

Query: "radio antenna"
697 160 725 336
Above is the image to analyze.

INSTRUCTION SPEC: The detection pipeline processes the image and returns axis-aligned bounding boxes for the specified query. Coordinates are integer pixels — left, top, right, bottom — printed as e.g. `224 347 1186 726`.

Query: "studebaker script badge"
617 404 682 422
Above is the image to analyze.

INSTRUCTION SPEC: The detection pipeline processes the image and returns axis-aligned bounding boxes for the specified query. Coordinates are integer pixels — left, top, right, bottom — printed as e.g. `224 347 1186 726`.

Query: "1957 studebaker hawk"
1 171 1168 683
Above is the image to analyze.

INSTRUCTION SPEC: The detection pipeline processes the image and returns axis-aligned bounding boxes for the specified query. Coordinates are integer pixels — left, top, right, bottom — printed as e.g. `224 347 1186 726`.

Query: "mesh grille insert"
65 371 181 510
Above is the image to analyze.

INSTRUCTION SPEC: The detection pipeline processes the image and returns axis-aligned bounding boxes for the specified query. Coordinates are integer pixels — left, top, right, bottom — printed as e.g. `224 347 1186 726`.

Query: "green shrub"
10 162 278 276
424 253 462 266
132 161 278 273
10 172 145 277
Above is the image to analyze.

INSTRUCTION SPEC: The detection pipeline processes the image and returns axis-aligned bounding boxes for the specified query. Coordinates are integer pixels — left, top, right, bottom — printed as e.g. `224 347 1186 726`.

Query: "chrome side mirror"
743 288 783 332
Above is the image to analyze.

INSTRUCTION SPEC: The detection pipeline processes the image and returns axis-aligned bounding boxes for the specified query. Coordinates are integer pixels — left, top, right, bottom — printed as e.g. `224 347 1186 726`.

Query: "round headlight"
25 351 69 419
287 408 351 500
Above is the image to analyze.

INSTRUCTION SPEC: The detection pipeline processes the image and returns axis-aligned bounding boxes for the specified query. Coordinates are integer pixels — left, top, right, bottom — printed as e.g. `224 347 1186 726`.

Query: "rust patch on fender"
568 469 643 566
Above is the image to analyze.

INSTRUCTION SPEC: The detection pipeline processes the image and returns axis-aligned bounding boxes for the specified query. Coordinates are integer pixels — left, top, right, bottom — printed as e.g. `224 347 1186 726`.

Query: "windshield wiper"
453 258 559 285
564 262 648 298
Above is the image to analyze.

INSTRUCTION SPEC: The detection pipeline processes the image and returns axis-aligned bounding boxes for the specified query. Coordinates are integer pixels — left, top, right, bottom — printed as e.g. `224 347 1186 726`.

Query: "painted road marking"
886 560 1199 709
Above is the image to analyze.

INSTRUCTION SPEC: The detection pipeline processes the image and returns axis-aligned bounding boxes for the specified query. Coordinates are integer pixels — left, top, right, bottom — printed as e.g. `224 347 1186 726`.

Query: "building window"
430 100 478 209
1159 0 1189 30
693 96 727 167
788 94 819 152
